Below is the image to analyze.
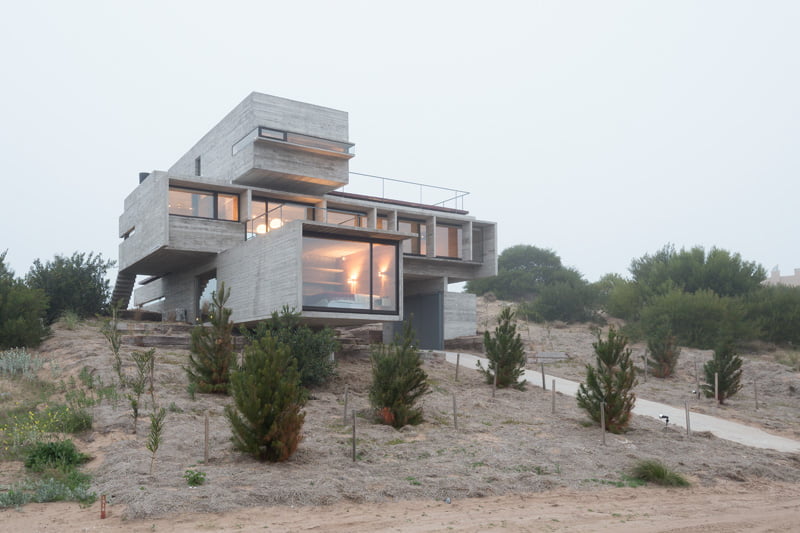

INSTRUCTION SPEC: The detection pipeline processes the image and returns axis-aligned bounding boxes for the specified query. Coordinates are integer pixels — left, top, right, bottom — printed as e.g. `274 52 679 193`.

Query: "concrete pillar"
426 216 436 257
462 220 473 261
367 207 378 229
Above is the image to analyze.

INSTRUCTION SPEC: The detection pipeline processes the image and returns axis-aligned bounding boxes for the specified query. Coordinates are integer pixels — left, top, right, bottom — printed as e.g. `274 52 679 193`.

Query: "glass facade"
398 219 427 255
435 224 462 258
251 198 313 234
327 209 367 228
168 187 238 221
302 235 398 313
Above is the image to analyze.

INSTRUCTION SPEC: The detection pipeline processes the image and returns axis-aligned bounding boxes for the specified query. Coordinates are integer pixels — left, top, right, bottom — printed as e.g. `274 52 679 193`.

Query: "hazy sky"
1 1 798 284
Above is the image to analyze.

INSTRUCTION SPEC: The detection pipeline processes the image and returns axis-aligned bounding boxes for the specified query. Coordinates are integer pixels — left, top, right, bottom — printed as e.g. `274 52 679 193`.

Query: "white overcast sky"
1 1 798 284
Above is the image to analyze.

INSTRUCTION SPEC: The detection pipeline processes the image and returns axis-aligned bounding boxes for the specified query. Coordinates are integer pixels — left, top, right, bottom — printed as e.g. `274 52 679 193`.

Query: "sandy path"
3 481 799 532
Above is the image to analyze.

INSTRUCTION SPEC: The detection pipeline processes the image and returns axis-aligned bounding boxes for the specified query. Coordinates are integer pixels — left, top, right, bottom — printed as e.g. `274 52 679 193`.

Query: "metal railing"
341 172 469 211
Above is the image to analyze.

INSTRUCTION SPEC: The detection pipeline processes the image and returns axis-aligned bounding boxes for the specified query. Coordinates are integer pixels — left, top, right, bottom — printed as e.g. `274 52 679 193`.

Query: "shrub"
24 439 89 472
0 348 45 378
745 285 800 345
59 310 80 330
242 306 337 388
521 280 599 323
645 330 681 378
184 469 206 486
146 407 167 474
702 339 742 404
477 307 526 389
0 252 49 349
186 283 235 394
576 327 637 433
26 251 115 323
630 459 689 487
225 333 306 462
369 320 430 428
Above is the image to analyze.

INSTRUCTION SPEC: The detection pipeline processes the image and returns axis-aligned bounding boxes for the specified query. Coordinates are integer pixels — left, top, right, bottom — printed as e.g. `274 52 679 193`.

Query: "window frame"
168 186 240 222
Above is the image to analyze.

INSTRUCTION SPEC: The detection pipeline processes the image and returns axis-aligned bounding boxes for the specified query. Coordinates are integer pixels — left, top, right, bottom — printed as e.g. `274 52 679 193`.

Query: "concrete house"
113 93 497 349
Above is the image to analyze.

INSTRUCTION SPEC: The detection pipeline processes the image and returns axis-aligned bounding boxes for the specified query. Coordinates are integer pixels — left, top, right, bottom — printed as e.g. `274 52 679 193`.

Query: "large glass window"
168 187 238 221
436 224 462 259
398 219 427 255
250 198 313 235
302 235 398 313
327 209 367 228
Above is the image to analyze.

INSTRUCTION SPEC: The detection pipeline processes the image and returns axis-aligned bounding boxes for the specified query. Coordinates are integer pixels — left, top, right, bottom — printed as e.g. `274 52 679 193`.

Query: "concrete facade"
115 93 497 348
765 268 800 287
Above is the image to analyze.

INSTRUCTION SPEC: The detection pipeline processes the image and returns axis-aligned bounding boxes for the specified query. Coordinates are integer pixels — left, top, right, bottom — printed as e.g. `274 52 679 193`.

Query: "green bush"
745 285 800 345
242 306 337 388
477 307 526 389
225 333 306 462
639 289 753 349
369 320 430 428
702 339 742 404
43 404 93 433
186 283 235 394
0 252 49 349
576 328 637 433
0 348 45 378
24 439 89 472
645 330 681 378
630 459 689 487
521 280 599 323
184 469 206 486
25 251 115 324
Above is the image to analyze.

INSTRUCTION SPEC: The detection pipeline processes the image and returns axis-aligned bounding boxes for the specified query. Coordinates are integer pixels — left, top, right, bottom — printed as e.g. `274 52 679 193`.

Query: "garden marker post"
204 410 209 464
343 385 349 424
455 353 460 382
551 379 556 414
352 410 356 462
492 370 497 398
644 353 648 383
100 495 106 519
685 400 691 436
695 358 700 398
452 393 458 430
541 363 546 391
715 373 719 403
600 402 606 445
754 379 759 410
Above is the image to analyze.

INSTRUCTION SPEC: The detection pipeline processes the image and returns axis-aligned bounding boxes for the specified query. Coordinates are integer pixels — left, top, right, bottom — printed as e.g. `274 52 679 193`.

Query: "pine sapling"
146 407 167 474
477 307 527 389
702 339 742 404
185 283 235 394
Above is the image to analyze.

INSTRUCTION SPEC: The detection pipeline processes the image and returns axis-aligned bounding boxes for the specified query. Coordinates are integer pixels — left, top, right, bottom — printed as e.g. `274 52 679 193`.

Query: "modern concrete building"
113 93 497 349
764 267 800 287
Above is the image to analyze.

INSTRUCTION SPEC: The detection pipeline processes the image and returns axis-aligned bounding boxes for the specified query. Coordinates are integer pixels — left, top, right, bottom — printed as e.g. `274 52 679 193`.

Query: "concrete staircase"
111 271 137 309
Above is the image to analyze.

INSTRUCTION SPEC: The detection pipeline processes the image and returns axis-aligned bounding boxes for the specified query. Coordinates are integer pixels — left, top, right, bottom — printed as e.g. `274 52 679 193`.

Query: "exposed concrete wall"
132 278 165 307
765 268 800 287
168 93 351 192
216 221 303 324
444 291 477 340
168 217 243 253
118 172 169 271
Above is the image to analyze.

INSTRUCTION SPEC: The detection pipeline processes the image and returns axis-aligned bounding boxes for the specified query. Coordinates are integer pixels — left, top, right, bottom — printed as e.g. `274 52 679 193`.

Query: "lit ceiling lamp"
255 224 267 234
269 218 283 229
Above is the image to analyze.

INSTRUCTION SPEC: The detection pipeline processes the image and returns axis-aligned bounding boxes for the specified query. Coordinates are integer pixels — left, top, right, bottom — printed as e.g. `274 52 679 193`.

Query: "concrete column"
388 210 398 231
462 220 473 261
367 207 378 229
426 216 436 257
317 199 327 223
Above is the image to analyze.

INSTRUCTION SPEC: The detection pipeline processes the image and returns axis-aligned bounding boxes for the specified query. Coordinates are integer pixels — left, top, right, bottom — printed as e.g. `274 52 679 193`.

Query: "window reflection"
435 224 462 258
302 236 397 313
398 219 426 255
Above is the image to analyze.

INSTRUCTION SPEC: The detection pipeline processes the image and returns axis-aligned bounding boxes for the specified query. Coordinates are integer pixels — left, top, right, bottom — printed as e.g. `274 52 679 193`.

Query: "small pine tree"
646 331 681 378
225 334 306 462
702 339 742 404
576 327 637 433
477 307 526 389
369 320 430 428
185 282 235 394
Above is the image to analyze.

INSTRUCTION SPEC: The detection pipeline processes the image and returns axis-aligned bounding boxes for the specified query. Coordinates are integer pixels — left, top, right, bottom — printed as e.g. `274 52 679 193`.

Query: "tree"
646 330 681 378
576 327 637 433
702 339 742 404
0 251 49 348
521 279 599 323
369 319 430 428
225 333 306 461
477 307 526 389
185 282 235 394
241 306 337 388
25 251 115 323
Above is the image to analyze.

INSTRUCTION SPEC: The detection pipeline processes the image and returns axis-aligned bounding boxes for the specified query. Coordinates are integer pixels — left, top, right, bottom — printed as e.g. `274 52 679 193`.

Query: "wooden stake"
715 372 719 404
685 400 691 436
455 353 460 382
492 370 497 398
452 393 458 430
343 385 349 424
754 378 759 410
695 358 700 398
541 363 546 391
600 402 606 445
351 410 356 462
644 352 648 383
100 494 106 519
551 379 556 414
204 410 209 465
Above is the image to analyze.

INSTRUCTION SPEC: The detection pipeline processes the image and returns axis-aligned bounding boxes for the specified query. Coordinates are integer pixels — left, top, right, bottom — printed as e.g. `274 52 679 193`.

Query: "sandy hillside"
1 300 800 531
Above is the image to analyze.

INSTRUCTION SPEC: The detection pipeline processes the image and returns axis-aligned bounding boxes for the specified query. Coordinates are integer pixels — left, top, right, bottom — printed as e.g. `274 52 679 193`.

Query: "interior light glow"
255 224 267 234
269 218 283 229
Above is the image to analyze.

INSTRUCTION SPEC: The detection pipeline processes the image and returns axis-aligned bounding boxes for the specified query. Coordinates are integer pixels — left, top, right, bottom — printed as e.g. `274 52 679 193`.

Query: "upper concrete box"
168 93 354 195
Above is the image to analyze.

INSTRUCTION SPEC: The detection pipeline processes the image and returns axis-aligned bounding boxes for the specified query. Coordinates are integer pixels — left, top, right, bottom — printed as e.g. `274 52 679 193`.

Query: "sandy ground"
2 298 800 531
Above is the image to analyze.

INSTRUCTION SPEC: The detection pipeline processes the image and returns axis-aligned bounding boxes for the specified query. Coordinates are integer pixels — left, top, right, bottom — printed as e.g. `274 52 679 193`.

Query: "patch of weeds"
0 348 45 379
168 402 183 413
24 440 89 472
470 461 487 468
184 469 207 487
59 310 80 330
186 381 197 401
386 438 406 445
417 451 431 460
405 476 421 486
630 459 689 487
578 420 594 428
500 419 522 425
481 421 493 426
